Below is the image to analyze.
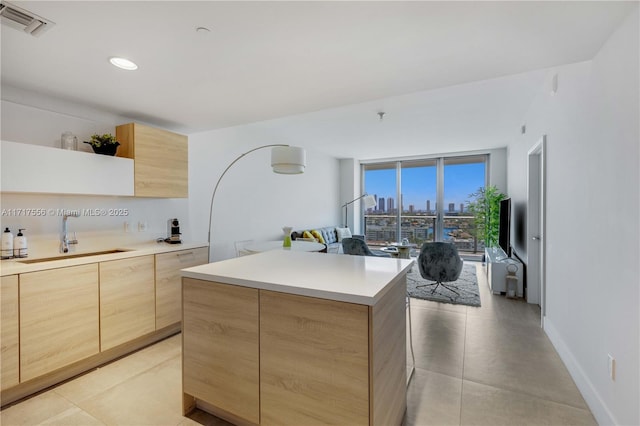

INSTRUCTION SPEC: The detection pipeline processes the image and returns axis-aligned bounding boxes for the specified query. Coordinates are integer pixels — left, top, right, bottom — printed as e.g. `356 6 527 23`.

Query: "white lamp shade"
271 146 306 174
363 194 377 209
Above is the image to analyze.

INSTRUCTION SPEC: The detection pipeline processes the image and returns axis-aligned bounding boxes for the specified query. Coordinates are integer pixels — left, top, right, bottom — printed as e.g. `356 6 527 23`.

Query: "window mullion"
436 158 444 242
396 161 402 244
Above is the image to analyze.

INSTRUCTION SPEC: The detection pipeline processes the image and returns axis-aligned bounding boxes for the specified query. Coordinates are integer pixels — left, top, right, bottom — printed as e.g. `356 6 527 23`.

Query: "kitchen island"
181 250 414 426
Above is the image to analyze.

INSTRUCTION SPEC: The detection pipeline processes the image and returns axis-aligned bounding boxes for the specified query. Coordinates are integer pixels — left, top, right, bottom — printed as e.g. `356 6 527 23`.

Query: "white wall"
488 148 507 194
339 158 362 233
188 125 341 262
507 9 639 425
0 96 191 253
1 86 128 150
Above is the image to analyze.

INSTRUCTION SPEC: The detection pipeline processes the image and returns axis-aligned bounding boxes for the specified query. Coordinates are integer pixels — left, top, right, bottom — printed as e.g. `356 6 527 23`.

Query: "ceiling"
1 1 636 152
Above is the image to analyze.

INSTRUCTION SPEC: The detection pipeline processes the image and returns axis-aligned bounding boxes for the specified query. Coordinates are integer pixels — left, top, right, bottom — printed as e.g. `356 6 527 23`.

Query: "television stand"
485 247 524 297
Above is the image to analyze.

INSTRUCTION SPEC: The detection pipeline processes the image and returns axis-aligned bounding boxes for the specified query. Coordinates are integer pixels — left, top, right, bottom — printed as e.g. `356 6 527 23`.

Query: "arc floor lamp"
342 194 376 229
207 145 306 259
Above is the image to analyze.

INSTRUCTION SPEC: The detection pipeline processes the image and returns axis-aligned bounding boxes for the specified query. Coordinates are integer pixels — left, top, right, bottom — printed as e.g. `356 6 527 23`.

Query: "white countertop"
0 241 208 276
181 250 414 306
244 240 325 253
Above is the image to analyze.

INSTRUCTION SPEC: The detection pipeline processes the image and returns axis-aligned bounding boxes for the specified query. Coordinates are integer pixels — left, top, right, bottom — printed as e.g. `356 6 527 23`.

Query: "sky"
364 162 485 211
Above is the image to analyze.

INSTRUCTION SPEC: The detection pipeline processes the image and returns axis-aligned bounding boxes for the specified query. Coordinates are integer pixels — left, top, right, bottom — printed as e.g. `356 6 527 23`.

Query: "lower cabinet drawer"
20 264 100 381
1 275 19 390
156 247 208 329
100 255 155 350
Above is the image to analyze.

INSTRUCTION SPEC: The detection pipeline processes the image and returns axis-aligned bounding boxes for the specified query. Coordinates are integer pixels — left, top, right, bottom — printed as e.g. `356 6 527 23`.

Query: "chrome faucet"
61 212 80 253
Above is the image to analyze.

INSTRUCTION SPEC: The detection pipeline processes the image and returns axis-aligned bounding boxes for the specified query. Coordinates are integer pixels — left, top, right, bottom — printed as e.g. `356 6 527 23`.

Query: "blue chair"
417 242 463 295
341 238 390 257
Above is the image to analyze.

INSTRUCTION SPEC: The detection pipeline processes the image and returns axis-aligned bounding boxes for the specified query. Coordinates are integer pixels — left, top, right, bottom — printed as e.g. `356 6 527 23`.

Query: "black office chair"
417 242 463 295
341 238 390 257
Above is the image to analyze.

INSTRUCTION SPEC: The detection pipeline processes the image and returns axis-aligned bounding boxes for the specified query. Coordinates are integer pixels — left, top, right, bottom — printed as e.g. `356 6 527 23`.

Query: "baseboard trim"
544 316 617 425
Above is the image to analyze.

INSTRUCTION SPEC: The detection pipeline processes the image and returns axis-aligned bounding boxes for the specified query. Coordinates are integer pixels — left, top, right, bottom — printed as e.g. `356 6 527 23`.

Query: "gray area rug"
407 262 481 307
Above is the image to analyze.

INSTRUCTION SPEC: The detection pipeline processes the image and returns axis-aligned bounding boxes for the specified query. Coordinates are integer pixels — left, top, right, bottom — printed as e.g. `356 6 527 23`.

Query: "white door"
527 136 546 324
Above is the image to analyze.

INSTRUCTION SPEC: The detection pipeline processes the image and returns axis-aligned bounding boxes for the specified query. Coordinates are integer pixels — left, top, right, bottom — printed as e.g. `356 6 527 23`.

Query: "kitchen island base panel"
260 290 370 425
184 398 258 426
182 279 260 424
371 275 407 426
182 272 407 426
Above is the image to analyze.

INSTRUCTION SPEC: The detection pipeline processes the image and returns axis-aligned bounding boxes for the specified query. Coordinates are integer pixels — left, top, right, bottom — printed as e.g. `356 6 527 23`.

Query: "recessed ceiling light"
109 57 138 71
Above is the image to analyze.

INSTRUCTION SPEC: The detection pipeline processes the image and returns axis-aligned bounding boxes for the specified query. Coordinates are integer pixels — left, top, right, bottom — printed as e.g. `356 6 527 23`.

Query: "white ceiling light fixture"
109 57 138 71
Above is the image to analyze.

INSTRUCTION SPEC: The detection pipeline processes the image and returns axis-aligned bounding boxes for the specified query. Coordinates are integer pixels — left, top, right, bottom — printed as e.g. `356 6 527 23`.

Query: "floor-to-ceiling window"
363 154 487 254
361 162 397 244
400 159 437 245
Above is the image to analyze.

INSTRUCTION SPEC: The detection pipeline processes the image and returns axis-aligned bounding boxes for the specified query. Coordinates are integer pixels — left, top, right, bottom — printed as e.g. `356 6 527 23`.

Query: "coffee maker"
165 218 182 244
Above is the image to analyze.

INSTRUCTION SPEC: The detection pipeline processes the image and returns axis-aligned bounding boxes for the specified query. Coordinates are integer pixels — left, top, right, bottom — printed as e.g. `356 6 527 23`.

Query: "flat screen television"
498 197 511 257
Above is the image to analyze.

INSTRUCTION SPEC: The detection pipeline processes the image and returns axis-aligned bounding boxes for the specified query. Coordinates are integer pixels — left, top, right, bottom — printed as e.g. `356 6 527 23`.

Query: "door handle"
532 236 541 241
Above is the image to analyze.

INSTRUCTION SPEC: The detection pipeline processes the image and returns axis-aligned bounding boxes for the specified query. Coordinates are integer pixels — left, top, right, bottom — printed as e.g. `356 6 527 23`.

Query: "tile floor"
1 262 596 426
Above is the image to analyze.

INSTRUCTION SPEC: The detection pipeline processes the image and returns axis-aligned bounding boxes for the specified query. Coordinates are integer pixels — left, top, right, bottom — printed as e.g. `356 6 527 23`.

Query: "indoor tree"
466 185 506 250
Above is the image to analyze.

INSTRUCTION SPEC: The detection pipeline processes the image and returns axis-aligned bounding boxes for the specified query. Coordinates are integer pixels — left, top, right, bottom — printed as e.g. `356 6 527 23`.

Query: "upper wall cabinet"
116 123 188 198
0 141 134 196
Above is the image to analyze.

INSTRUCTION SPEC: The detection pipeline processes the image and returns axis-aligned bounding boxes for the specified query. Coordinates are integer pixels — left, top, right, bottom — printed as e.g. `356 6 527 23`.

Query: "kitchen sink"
17 249 132 264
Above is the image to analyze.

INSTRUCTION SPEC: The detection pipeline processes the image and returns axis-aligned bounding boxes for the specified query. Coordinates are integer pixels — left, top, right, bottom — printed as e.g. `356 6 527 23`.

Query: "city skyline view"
364 161 486 213
362 158 487 252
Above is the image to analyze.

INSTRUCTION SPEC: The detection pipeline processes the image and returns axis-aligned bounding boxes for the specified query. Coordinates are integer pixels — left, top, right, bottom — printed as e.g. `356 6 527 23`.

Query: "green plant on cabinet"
466 185 506 248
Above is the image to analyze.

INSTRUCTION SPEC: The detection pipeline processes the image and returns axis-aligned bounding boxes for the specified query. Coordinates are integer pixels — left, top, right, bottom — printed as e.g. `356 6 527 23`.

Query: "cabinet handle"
177 251 194 257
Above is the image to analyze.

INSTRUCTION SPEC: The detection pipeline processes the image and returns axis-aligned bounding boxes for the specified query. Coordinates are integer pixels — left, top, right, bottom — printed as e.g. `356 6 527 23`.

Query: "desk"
181 251 413 425
244 240 325 253
388 242 418 259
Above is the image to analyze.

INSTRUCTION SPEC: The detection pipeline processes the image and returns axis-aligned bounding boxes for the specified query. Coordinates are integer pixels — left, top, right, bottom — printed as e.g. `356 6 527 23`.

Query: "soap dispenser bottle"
14 228 27 258
2 228 14 259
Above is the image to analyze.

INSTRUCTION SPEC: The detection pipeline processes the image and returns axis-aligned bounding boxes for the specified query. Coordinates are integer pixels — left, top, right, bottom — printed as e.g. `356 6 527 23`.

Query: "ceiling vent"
0 1 54 37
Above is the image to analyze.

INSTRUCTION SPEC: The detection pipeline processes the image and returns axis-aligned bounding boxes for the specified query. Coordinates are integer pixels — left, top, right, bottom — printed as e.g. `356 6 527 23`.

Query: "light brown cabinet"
1 275 19 390
182 276 407 426
183 278 260 424
2 247 207 406
155 248 208 329
100 256 156 351
116 122 188 198
20 264 99 382
260 290 370 425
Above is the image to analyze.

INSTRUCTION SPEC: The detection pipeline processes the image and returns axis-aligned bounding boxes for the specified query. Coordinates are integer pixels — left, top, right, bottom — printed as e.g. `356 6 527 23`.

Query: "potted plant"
84 133 120 156
466 185 506 251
